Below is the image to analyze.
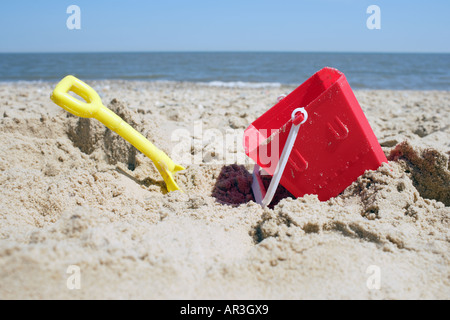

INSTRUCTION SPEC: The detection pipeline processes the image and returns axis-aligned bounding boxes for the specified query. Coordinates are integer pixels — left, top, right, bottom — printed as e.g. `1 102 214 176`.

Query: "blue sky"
0 0 449 53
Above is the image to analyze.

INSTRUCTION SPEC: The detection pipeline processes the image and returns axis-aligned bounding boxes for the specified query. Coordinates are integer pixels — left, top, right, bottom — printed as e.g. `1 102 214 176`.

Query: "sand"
0 80 448 299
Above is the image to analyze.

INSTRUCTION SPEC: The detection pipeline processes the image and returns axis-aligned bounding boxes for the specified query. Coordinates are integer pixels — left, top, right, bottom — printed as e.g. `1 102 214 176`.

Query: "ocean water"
0 52 449 90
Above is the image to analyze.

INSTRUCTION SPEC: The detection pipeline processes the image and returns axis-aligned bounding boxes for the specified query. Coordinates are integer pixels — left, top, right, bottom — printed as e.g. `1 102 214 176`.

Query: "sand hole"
211 164 293 208
211 164 254 206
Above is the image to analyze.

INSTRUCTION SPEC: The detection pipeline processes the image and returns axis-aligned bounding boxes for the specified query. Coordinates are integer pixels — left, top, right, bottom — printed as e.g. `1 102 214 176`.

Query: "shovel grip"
51 75 103 118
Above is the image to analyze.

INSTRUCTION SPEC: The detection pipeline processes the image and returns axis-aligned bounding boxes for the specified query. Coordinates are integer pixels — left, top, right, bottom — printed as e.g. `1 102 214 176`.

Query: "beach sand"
0 80 448 299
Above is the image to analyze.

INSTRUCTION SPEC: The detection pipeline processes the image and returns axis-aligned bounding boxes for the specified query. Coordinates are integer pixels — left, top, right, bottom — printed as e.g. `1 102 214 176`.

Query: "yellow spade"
50 75 185 192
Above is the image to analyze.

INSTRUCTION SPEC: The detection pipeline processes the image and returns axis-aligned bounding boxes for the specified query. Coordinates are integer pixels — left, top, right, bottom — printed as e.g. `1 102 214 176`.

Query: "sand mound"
67 99 140 170
388 141 450 206
257 161 448 250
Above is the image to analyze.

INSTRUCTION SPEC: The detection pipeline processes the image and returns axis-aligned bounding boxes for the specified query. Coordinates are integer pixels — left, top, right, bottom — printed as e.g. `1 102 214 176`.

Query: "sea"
0 52 449 90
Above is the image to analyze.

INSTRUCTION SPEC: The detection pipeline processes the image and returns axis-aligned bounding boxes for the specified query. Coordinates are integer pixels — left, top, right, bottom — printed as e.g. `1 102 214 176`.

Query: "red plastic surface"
243 67 387 201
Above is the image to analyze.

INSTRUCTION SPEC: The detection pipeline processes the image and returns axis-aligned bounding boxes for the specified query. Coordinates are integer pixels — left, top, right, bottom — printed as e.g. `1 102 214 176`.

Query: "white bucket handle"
256 107 308 207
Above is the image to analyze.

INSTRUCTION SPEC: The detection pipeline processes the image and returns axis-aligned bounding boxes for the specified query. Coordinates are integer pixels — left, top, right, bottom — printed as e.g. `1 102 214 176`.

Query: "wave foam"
205 81 282 88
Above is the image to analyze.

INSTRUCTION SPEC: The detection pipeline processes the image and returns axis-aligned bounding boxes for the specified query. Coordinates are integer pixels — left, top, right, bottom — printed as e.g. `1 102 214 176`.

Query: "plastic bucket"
243 67 387 201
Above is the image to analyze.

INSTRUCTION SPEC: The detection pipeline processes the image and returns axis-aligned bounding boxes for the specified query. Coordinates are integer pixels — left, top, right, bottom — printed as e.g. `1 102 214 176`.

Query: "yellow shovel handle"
50 75 185 192
50 75 103 118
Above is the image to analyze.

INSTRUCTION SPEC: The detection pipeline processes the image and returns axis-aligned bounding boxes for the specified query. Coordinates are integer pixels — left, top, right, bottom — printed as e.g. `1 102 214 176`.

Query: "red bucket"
243 67 387 201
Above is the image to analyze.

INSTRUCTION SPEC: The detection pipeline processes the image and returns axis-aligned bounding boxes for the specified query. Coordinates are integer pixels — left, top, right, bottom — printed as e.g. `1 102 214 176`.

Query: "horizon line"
1 50 450 55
